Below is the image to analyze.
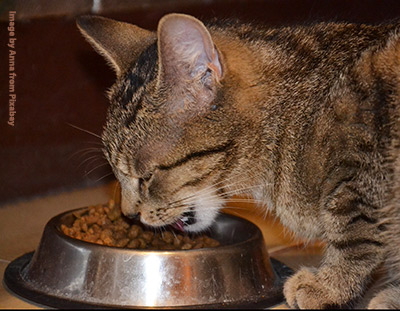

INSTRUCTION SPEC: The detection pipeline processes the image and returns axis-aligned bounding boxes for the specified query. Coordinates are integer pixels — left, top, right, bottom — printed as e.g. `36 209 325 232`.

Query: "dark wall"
1 0 400 205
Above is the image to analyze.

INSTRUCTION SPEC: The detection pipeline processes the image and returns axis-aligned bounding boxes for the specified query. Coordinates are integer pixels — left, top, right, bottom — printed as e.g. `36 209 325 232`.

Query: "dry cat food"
61 200 220 250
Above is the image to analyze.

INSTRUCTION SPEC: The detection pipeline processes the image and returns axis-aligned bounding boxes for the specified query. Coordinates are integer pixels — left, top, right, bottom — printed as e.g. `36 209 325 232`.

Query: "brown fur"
77 14 400 308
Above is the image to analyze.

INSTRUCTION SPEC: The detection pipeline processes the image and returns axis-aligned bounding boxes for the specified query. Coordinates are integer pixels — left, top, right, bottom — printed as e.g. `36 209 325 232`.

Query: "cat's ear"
76 15 156 76
157 13 223 88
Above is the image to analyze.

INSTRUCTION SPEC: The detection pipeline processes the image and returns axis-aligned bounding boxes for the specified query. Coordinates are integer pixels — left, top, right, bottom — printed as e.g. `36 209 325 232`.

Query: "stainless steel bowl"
5 207 291 308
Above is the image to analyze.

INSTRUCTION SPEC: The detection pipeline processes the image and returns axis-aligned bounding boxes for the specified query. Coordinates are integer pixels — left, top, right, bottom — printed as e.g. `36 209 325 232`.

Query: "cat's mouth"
170 209 196 232
168 197 222 233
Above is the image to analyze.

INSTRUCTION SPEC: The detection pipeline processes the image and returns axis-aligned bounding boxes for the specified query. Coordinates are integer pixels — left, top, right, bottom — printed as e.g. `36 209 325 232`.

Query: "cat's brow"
157 141 233 171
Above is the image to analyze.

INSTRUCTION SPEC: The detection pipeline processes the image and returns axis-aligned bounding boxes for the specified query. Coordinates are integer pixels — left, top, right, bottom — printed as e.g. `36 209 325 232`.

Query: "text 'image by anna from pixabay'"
8 10 16 127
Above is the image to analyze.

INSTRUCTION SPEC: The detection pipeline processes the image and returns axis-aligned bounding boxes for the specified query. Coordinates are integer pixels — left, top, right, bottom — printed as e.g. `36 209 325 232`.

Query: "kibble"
61 200 220 250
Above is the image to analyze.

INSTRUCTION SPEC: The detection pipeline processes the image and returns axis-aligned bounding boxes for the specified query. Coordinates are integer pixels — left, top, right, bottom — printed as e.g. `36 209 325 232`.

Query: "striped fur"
77 14 400 308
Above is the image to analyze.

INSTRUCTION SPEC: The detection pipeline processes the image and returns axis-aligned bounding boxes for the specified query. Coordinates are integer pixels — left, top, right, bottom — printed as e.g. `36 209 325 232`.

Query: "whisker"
221 209 244 218
224 198 266 204
84 162 110 176
67 147 104 162
171 229 178 240
175 205 248 216
190 171 261 199
67 122 102 139
176 171 254 203
83 159 108 172
92 172 115 183
180 183 264 206
202 173 267 196
215 184 265 197
113 181 120 203
168 203 187 209
79 148 104 156
188 173 243 197
166 167 268 213
169 174 260 206
79 154 106 168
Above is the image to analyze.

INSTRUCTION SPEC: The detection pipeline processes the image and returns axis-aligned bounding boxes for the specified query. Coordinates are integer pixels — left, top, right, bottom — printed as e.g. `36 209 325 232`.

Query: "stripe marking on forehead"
116 43 158 125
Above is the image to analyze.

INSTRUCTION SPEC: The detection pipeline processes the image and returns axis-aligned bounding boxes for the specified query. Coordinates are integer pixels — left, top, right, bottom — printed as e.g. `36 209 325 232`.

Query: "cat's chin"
180 215 217 233
180 206 221 233
179 190 224 232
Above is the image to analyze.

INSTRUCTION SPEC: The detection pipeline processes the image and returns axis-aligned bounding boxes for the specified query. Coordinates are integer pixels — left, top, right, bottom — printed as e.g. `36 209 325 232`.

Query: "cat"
76 13 400 309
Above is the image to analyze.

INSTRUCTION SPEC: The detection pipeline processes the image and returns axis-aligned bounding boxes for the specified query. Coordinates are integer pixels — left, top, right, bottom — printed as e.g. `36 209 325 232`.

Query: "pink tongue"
171 219 184 232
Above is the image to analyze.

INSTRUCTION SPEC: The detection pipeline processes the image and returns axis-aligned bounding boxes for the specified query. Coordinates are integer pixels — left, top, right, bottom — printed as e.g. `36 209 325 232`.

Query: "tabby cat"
77 13 400 308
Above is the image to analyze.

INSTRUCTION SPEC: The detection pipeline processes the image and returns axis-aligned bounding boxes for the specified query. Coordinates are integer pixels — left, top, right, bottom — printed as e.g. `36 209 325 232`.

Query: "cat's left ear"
76 15 156 76
157 14 223 90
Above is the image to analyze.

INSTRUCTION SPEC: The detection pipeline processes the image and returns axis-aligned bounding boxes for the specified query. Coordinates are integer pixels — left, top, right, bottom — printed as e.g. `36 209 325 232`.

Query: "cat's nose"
126 212 141 220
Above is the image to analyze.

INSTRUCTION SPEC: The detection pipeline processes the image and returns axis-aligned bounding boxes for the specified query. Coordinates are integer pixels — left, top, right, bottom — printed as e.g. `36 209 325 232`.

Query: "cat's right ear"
76 15 156 76
157 14 223 89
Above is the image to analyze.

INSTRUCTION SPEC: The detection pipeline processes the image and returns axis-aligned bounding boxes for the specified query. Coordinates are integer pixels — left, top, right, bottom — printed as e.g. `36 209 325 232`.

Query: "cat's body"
77 14 400 308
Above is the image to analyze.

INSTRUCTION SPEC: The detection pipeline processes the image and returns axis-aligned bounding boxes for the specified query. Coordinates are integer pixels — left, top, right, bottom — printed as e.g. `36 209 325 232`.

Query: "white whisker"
182 183 264 206
79 154 106 168
67 122 102 139
93 172 114 183
67 147 103 162
84 162 110 176
171 173 264 206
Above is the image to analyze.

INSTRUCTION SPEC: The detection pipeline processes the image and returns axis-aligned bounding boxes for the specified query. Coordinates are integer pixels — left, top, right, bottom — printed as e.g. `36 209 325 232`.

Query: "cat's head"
77 14 261 232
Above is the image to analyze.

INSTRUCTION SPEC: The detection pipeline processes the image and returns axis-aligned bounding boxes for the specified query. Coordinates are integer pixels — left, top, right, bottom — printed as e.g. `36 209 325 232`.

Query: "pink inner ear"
209 46 223 81
158 14 222 82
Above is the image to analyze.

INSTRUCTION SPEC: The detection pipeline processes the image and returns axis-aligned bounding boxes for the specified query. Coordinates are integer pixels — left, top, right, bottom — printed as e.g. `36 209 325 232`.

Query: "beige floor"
0 180 375 309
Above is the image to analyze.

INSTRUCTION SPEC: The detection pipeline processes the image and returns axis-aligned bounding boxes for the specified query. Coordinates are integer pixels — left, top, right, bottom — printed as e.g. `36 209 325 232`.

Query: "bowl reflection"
10 207 286 308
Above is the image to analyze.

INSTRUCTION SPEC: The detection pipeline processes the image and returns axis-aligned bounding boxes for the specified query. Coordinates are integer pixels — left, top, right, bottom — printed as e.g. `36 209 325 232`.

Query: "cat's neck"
211 25 326 215
209 32 280 207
